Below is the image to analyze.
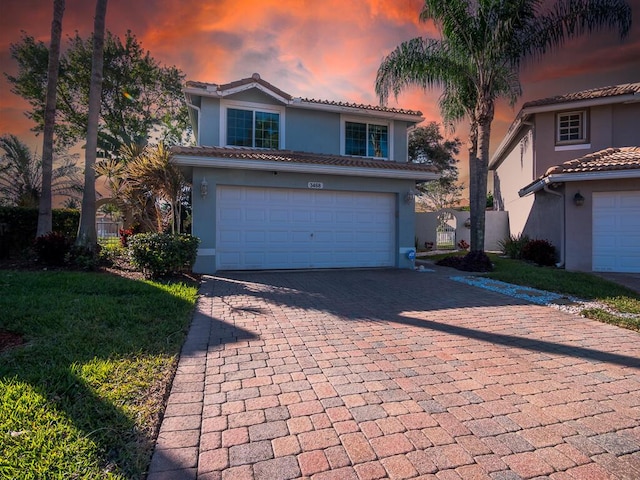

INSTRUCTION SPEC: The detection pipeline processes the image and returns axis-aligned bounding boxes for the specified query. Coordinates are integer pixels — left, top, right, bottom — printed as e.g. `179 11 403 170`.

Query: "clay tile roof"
300 98 422 116
543 147 640 176
171 146 438 173
185 74 422 116
523 82 640 108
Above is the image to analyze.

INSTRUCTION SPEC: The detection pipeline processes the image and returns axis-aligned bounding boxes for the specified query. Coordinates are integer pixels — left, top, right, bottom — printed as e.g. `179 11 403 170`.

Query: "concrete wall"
286 109 340 154
415 210 509 252
192 167 417 273
612 103 640 146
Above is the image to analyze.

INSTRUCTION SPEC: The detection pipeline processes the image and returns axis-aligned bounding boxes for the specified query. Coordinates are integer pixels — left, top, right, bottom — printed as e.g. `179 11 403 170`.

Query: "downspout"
543 185 565 267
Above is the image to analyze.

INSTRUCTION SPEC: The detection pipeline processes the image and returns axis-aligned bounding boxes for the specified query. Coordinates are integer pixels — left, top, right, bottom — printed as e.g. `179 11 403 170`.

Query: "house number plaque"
308 182 324 189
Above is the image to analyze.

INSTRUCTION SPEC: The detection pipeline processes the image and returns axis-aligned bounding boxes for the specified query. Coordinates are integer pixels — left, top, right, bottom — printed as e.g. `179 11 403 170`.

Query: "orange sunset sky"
1 0 639 188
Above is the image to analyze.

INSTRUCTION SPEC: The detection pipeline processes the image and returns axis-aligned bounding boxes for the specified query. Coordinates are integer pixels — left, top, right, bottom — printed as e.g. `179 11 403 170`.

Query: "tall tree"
7 30 189 157
76 0 108 251
376 0 631 252
0 134 82 207
37 0 65 237
409 122 463 211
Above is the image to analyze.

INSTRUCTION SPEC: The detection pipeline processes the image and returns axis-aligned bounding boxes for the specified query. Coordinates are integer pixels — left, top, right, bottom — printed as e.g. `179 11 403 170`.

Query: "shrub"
33 231 74 266
128 233 200 278
436 250 493 272
0 207 79 257
498 233 530 259
65 244 102 271
98 241 125 265
521 239 556 266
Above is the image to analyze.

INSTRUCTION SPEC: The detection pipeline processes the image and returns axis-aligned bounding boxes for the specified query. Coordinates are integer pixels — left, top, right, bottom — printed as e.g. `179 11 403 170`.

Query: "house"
172 73 438 274
489 83 640 273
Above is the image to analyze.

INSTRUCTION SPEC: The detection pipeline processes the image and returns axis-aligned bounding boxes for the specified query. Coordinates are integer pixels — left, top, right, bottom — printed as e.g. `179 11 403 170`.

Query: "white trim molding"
220 99 286 149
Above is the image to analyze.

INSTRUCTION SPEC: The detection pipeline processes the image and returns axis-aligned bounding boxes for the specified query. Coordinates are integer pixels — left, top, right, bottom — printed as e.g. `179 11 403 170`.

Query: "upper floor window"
556 110 587 144
345 121 389 158
227 107 280 149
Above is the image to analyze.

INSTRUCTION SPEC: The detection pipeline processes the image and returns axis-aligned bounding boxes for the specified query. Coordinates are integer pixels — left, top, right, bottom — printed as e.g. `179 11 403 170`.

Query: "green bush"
436 250 493 272
0 207 79 257
498 233 530 259
128 233 200 278
33 231 74 266
521 239 556 266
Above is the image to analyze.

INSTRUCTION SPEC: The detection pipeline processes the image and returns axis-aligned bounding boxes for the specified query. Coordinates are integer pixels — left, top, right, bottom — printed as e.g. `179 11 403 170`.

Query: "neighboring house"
172 73 437 274
489 83 640 273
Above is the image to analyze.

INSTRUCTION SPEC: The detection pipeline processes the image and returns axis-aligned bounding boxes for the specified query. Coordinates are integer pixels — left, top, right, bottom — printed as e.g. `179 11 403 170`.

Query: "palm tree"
127 144 187 234
76 0 108 252
96 143 187 234
376 0 631 252
37 0 65 237
0 134 82 207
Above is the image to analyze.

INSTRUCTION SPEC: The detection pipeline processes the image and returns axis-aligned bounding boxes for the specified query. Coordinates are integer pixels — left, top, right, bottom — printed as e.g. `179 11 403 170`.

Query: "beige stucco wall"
493 129 535 236
532 103 640 178
492 101 640 243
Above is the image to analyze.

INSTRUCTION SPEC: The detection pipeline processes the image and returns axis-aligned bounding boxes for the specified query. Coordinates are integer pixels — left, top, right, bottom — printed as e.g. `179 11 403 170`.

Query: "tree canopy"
409 122 463 211
7 30 190 157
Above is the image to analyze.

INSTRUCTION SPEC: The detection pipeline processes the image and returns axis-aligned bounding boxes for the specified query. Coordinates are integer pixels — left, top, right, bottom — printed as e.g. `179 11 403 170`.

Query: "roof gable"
184 73 423 120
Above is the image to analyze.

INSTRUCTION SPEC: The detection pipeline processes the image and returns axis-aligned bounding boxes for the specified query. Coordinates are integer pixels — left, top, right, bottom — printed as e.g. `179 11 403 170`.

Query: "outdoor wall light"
200 177 208 199
405 189 415 204
573 191 585 206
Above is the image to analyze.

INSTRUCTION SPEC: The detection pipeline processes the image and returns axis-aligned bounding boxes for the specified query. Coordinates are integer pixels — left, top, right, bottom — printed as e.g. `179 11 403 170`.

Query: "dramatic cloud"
1 0 638 176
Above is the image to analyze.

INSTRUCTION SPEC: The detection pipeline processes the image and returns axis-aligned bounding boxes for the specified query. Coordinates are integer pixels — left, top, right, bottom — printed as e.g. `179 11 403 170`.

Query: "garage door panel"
217 186 395 270
593 191 640 273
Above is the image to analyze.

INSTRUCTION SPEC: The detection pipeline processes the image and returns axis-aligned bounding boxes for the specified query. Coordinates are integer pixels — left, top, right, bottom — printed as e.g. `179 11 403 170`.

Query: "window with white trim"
344 121 389 158
556 110 587 144
226 107 280 149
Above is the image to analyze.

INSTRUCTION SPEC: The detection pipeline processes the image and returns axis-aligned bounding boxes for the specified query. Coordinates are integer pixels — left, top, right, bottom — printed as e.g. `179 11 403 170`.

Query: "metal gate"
436 224 456 249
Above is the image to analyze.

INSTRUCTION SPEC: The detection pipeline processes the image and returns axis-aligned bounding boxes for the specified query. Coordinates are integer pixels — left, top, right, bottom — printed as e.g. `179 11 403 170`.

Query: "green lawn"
0 270 198 479
427 252 640 331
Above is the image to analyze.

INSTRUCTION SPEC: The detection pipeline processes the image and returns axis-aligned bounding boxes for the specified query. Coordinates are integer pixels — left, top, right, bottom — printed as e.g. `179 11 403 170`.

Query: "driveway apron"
148 269 640 480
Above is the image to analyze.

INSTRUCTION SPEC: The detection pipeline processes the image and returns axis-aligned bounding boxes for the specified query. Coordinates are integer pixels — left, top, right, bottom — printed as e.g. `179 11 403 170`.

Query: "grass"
426 251 640 332
0 270 198 479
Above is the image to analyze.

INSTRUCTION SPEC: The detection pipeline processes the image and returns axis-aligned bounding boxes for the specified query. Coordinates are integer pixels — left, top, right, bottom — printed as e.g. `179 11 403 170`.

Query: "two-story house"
172 73 438 274
489 83 640 273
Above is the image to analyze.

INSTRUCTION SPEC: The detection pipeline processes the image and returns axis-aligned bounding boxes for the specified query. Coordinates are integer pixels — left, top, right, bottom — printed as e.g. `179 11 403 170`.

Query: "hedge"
0 207 80 258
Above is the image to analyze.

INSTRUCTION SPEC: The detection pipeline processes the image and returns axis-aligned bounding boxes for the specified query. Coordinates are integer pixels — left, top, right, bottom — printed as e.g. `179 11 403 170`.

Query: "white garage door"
216 186 396 270
592 191 640 273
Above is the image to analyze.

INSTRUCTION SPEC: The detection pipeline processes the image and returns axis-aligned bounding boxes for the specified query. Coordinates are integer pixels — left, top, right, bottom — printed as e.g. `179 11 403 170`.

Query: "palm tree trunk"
37 0 65 238
76 0 108 251
470 100 494 253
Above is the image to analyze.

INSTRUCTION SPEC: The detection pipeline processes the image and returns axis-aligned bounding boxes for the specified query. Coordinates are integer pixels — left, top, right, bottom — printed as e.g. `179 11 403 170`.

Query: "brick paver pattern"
148 269 640 480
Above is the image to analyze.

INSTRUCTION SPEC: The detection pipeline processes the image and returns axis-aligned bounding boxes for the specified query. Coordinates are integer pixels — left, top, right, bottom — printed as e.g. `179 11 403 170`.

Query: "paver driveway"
148 269 640 480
